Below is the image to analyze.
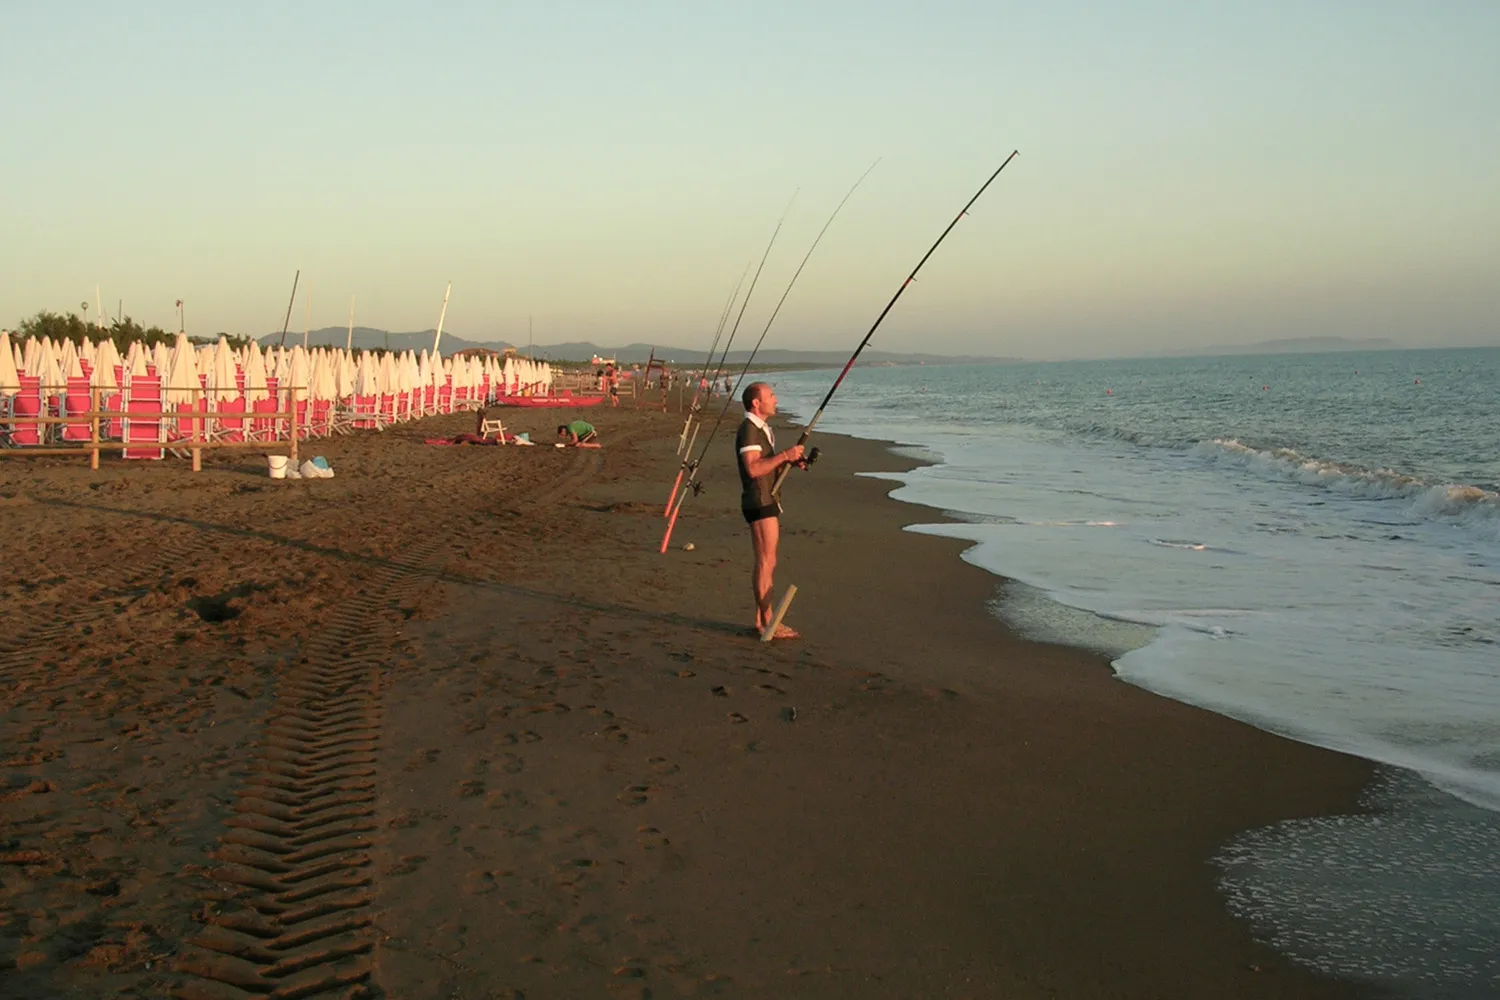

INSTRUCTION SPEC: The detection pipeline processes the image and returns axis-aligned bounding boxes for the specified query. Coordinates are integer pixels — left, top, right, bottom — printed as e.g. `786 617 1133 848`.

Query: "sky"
2 1 1496 360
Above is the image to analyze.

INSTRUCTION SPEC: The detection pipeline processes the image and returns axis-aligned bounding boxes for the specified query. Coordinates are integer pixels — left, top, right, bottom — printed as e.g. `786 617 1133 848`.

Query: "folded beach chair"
61 377 93 442
249 397 280 442
123 374 164 460
7 376 43 446
211 396 247 444
104 392 124 442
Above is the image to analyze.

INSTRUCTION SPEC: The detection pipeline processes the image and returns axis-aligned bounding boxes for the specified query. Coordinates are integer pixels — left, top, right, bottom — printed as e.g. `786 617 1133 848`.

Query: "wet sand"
0 399 1377 998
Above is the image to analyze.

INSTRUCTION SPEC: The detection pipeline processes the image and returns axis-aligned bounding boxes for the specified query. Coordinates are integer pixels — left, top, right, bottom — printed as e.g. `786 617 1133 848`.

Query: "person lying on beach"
557 420 601 448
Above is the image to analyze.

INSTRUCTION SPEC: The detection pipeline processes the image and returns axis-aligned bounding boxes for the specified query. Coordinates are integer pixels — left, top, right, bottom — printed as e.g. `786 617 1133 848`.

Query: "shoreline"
0 403 1380 998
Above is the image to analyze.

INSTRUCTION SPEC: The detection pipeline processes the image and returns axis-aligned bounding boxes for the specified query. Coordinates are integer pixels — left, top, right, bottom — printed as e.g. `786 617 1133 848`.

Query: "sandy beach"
0 399 1379 998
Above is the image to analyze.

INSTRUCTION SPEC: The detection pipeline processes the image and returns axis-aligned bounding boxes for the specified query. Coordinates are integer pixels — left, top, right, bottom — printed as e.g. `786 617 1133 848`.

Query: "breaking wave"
1194 438 1500 537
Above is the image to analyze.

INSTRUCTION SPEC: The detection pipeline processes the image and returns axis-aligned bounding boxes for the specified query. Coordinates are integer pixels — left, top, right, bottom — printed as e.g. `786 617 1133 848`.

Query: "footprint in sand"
727 712 748 724
403 748 440 771
457 780 485 798
710 686 730 698
617 784 652 807
636 825 670 851
464 870 500 895
647 756 679 776
485 789 528 809
755 684 785 696
387 854 428 876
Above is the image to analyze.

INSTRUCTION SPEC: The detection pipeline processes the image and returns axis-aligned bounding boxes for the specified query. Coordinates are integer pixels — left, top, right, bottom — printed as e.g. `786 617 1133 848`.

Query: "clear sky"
3 1 1496 359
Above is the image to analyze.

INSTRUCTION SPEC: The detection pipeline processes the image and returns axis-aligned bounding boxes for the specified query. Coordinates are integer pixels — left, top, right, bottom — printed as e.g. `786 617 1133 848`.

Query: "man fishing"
736 382 805 638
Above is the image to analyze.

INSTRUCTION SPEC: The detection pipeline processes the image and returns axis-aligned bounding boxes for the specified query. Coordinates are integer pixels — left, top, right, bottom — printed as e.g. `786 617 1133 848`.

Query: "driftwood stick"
760 584 798 643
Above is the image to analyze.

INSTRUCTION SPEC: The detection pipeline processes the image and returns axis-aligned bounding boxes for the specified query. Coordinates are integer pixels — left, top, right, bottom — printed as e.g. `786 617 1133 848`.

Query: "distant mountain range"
256 327 1015 366
1139 336 1397 358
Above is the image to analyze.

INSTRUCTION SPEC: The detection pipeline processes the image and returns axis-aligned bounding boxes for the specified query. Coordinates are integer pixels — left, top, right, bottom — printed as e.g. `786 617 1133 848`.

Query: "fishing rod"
670 270 750 512
771 151 1019 499
661 163 879 552
678 265 749 457
702 190 798 397
662 193 795 519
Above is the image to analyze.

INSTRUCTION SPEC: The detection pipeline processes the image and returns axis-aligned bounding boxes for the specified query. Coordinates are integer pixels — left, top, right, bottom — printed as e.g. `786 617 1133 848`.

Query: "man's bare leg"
750 517 779 631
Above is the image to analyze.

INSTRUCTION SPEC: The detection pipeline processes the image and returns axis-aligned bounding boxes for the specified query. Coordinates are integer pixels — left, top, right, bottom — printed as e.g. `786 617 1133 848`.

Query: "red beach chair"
123 375 164 460
8 376 43 446
61 377 93 442
249 397 279 441
214 397 247 443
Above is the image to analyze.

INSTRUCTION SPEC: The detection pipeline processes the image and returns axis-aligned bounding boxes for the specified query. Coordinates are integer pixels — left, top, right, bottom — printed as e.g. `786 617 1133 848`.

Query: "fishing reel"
689 480 707 497
797 446 820 469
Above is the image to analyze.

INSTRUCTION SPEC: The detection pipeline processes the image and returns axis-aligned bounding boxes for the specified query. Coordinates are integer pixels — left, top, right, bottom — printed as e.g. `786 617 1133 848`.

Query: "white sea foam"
1195 438 1500 539
767 351 1500 993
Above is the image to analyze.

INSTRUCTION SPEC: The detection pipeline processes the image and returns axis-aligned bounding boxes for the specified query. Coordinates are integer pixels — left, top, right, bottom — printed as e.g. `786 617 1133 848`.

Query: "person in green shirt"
557 420 599 447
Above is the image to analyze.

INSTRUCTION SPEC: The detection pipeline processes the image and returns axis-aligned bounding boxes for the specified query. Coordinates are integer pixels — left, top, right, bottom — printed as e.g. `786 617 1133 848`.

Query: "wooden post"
761 585 798 643
89 387 100 470
288 389 299 466
191 386 203 472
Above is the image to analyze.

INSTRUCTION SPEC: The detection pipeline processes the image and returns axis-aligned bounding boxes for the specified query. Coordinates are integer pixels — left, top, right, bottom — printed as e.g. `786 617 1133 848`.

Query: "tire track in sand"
171 443 612 999
169 534 444 1000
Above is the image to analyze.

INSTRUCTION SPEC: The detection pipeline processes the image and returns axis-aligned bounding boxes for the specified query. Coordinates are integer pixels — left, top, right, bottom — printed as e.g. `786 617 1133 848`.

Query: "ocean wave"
1065 421 1186 449
1195 438 1500 537
1152 538 1209 551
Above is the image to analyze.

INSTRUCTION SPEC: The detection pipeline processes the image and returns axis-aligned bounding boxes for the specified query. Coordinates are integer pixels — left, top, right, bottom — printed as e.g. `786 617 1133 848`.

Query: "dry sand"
0 399 1378 998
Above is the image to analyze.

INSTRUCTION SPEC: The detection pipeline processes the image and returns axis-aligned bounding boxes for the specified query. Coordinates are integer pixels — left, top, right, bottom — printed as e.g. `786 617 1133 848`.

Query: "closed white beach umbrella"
31 337 63 388
125 341 149 378
95 337 122 376
352 351 374 396
334 349 355 399
58 338 82 380
285 346 310 403
164 334 201 405
309 350 336 401
416 350 433 393
0 331 18 393
501 357 515 395
377 350 397 397
90 344 119 391
305 350 324 401
152 340 171 375
209 336 239 402
243 342 268 402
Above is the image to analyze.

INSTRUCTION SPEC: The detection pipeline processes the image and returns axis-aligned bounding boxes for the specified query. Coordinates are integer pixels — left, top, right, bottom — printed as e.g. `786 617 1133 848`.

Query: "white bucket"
267 455 289 479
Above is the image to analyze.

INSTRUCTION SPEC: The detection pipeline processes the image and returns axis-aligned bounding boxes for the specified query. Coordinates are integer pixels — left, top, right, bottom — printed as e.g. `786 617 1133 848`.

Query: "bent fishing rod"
662 161 880 551
771 150 1019 498
662 193 795 519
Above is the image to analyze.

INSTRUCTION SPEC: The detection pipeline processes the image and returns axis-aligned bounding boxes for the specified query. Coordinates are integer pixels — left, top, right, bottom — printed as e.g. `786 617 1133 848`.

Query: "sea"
768 347 1500 999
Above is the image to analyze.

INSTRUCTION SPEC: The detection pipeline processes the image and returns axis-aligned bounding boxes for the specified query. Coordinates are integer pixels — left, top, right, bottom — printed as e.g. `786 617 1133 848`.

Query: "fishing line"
771 151 1019 499
661 161 879 550
660 192 795 521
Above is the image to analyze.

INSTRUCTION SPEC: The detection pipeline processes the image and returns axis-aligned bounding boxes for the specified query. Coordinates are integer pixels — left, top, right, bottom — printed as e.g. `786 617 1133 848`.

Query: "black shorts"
742 502 781 525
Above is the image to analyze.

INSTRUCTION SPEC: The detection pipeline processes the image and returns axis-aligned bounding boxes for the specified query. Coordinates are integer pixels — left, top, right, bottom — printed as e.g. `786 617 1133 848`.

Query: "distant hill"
1142 336 1398 358
258 327 1015 366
